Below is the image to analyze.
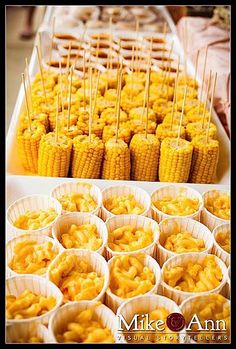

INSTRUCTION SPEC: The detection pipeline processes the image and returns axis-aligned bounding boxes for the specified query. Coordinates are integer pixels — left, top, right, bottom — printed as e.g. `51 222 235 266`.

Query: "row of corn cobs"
17 68 219 183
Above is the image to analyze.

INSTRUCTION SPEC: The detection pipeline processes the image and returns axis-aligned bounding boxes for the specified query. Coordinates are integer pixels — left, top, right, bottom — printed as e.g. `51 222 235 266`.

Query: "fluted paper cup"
7 195 62 240
160 253 228 305
52 212 108 256
201 190 230 231
105 254 161 313
117 294 186 344
6 275 63 326
157 218 213 266
212 223 230 267
180 294 230 344
105 215 159 260
48 301 118 343
151 185 203 223
6 323 53 343
101 184 151 221
47 249 109 303
6 233 60 277
50 181 102 216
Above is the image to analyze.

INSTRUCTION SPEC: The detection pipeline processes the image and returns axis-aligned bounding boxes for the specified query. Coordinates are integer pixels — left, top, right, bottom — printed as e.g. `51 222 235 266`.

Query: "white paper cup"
6 323 53 343
6 233 60 278
201 190 230 231
105 254 161 313
101 184 151 221
151 185 203 223
52 212 108 256
48 301 118 343
6 275 63 326
212 223 230 267
160 253 228 305
50 181 102 216
47 249 109 303
7 195 62 240
105 214 159 260
117 294 186 344
180 293 230 344
157 218 213 266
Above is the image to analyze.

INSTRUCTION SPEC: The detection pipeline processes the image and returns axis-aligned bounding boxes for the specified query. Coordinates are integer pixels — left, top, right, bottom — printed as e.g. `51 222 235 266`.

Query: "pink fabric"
177 17 230 136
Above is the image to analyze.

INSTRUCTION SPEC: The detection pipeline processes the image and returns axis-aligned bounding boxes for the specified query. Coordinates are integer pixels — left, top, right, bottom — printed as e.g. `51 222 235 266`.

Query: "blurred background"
6 5 230 132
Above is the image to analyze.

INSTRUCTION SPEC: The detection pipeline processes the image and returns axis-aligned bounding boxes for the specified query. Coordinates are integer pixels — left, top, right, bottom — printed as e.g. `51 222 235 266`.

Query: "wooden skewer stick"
95 34 100 67
36 45 47 104
115 66 123 143
67 65 74 131
144 64 151 139
22 73 31 131
206 72 217 142
55 92 59 143
49 16 56 70
197 45 209 116
177 85 187 147
137 38 144 74
141 54 151 123
92 71 101 116
88 67 93 143
161 22 167 77
25 57 33 113
59 60 64 117
74 26 87 67
170 56 180 131
83 49 87 112
161 40 174 90
202 70 212 128
134 16 140 72
109 15 113 70
65 41 72 99
192 49 200 98
38 32 43 62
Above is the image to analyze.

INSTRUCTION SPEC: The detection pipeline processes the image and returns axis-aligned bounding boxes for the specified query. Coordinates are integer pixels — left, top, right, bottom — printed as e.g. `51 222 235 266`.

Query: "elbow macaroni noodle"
163 231 206 253
58 192 97 212
205 193 230 220
215 230 230 253
13 208 57 230
109 255 155 298
104 194 145 215
153 196 199 216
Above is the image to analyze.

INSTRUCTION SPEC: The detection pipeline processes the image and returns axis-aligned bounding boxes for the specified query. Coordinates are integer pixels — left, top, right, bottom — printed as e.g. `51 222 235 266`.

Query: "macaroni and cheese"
163 232 206 253
205 192 230 220
49 255 104 302
109 255 155 298
163 255 222 292
104 194 145 215
6 289 56 320
215 230 230 253
13 208 57 230
8 240 58 275
56 307 115 343
58 192 97 212
108 225 154 252
153 196 199 216
60 224 102 251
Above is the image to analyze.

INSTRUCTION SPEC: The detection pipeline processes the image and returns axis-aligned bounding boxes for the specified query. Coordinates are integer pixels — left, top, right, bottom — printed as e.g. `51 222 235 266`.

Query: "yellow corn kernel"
159 138 193 183
17 121 46 174
77 119 105 139
130 134 160 181
102 124 132 144
72 134 104 179
100 107 128 125
163 111 188 127
129 119 157 135
59 125 84 139
152 99 173 124
129 107 157 122
189 135 219 184
102 138 130 180
38 132 72 177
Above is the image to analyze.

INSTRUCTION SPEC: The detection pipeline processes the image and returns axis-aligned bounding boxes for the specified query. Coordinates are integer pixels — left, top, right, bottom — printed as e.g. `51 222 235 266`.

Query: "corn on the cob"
102 124 132 144
49 112 78 131
130 134 160 181
122 82 144 97
129 119 157 135
100 107 128 125
156 124 186 143
71 134 104 179
38 132 72 177
96 96 116 113
19 112 50 132
76 87 101 104
17 121 46 174
189 135 219 183
104 89 118 102
186 122 217 141
178 75 198 89
77 119 105 138
59 125 84 139
150 83 174 101
129 107 157 122
159 138 193 182
176 98 203 114
100 69 123 89
163 111 188 127
102 138 130 180
81 76 106 95
186 106 209 123
77 105 99 122
150 71 175 86
152 99 173 124
177 86 198 101
120 92 143 112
